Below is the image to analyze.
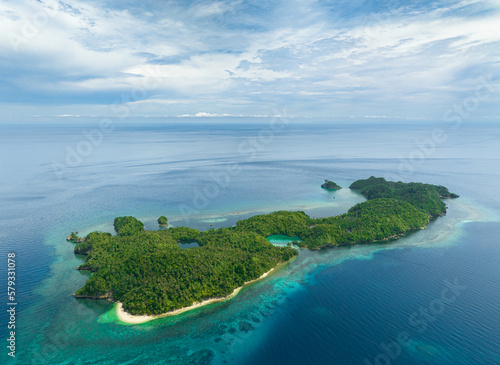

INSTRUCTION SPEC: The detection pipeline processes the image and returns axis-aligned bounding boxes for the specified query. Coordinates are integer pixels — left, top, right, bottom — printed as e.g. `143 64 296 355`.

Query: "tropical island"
321 179 342 190
69 177 458 321
158 216 169 226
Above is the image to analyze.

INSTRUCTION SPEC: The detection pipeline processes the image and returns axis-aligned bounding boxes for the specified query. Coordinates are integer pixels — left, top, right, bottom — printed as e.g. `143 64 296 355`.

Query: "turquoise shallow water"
266 235 302 247
1 122 500 364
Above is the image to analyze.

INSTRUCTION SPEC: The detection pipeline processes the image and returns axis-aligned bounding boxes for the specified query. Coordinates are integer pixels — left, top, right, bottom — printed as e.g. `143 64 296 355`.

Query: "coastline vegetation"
321 180 342 190
349 176 459 218
113 216 144 236
74 228 296 314
71 177 458 315
66 231 85 243
158 216 169 226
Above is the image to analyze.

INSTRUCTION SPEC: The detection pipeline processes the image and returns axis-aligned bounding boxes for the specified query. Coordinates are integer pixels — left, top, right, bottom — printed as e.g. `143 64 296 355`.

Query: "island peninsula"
69 177 458 321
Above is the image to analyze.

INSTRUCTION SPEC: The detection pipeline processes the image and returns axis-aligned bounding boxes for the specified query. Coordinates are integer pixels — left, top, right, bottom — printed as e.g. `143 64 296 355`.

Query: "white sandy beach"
116 266 277 324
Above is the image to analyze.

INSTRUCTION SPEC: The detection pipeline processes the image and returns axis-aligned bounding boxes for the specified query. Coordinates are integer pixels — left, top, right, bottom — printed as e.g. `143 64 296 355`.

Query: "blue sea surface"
0 121 499 364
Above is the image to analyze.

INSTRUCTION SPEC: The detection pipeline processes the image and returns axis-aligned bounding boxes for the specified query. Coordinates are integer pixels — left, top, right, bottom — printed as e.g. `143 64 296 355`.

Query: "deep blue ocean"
1 120 499 365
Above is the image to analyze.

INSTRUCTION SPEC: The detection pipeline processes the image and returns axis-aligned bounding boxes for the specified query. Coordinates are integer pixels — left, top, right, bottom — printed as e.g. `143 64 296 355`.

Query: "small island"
158 216 169 226
70 177 458 321
321 179 342 190
66 231 85 243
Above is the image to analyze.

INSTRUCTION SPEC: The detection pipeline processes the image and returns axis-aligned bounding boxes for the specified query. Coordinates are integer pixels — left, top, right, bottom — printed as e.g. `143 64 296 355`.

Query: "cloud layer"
1 0 499 120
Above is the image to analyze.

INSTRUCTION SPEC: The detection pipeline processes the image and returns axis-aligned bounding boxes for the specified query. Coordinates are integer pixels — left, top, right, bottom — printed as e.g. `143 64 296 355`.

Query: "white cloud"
1 0 499 119
232 67 292 82
128 99 193 105
188 1 239 18
178 112 269 117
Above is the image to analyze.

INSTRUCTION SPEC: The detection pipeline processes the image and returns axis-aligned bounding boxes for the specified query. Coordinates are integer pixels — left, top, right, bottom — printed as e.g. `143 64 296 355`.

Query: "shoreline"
115 264 283 324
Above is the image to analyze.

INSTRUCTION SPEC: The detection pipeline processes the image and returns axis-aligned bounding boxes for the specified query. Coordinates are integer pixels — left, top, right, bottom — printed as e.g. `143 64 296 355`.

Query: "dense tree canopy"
74 223 297 315
232 199 429 249
349 176 459 217
158 216 169 225
321 180 342 190
72 177 457 315
235 210 310 237
113 216 144 236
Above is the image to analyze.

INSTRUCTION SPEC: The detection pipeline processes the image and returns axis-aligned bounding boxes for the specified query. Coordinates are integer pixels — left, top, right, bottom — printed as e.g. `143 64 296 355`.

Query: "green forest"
71 177 457 315
349 176 459 217
73 224 297 315
158 216 169 225
113 216 144 236
321 180 342 190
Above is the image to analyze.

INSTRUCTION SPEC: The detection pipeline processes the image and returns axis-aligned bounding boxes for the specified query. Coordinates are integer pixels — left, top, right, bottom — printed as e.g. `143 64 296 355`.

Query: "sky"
1 0 499 122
